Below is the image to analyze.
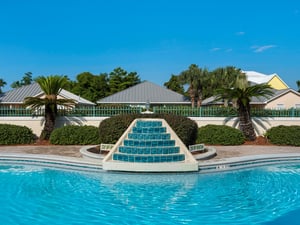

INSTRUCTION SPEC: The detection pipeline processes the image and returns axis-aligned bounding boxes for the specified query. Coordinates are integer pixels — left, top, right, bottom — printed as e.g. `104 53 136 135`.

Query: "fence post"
291 108 295 117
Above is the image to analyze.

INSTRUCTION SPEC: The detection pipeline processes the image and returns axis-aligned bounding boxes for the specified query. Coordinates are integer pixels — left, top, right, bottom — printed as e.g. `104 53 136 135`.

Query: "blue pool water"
0 163 300 225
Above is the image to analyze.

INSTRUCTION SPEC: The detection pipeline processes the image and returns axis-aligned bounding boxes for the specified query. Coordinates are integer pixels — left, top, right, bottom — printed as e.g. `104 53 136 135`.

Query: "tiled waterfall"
112 120 185 163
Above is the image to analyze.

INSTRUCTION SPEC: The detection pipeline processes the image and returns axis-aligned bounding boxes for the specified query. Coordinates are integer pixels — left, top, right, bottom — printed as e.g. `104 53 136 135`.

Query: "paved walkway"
0 145 83 157
207 145 300 162
0 145 300 162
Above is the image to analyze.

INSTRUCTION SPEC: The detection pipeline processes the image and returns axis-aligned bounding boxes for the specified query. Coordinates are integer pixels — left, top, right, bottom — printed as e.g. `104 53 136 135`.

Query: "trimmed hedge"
99 114 198 146
266 125 300 146
0 124 35 145
50 125 100 145
197 124 245 145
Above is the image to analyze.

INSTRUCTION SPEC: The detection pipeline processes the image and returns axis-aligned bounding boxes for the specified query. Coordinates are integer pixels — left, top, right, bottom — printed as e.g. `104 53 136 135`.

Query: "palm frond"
224 116 271 135
24 97 47 110
56 98 75 105
36 75 68 95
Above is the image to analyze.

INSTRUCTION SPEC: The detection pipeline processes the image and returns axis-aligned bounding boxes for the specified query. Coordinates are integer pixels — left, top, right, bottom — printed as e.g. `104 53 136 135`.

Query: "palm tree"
216 71 273 141
195 68 209 107
179 65 197 107
297 80 300 92
209 66 242 96
24 75 74 140
179 64 208 108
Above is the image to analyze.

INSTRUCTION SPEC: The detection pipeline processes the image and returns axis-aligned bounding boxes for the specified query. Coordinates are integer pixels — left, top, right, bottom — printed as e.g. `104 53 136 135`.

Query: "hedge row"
99 114 198 147
49 125 100 145
197 124 245 145
266 125 300 146
0 124 35 145
1 122 299 147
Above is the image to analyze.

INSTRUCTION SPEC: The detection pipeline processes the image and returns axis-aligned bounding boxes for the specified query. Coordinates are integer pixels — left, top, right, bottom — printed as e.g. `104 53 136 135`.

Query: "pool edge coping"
1 152 300 173
199 153 300 173
0 153 103 172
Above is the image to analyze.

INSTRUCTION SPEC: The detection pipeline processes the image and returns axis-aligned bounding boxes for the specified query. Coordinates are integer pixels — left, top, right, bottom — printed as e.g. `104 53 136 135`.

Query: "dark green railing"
152 106 300 117
64 106 143 117
0 107 44 116
0 106 300 117
152 106 237 117
0 106 143 117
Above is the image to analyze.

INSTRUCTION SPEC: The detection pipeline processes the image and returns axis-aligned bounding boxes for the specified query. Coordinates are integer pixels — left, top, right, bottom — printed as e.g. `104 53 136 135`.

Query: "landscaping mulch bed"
243 136 273 146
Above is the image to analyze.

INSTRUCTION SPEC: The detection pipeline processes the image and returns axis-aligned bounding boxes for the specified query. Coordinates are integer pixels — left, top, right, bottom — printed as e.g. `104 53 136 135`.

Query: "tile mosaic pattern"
112 120 185 163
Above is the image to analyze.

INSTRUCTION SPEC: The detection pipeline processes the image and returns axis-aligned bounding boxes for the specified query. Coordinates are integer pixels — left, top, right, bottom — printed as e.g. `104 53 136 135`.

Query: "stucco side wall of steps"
0 116 300 137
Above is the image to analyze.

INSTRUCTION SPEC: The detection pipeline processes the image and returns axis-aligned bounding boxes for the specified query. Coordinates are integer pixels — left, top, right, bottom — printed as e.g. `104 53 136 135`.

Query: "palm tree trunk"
197 98 201 108
191 96 195 108
238 103 256 141
189 88 196 108
197 85 203 108
197 91 203 108
40 105 56 140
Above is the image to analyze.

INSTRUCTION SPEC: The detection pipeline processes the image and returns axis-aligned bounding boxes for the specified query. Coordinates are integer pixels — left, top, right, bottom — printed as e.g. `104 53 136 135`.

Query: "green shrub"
266 125 300 146
197 124 245 145
50 125 100 145
99 114 198 146
0 124 35 145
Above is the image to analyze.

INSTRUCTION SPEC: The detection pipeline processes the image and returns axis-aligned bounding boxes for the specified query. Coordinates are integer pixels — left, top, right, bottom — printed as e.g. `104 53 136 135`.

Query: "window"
276 104 285 109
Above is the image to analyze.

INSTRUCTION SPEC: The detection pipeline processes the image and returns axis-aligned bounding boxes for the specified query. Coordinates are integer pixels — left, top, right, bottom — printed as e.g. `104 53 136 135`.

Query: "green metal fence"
250 108 300 117
0 107 44 116
152 106 238 117
65 106 143 117
0 106 143 117
152 106 300 117
0 106 300 117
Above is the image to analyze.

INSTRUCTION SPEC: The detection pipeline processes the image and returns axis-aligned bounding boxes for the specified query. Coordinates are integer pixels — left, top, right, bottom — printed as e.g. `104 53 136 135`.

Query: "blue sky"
0 0 300 91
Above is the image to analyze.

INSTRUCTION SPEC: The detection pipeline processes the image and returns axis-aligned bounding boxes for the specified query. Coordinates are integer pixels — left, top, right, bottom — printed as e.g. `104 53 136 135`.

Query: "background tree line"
1 65 300 104
64 67 140 103
0 67 141 102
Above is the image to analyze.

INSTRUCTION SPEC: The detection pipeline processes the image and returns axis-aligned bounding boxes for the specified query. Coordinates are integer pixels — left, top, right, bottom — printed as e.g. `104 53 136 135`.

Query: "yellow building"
244 71 289 90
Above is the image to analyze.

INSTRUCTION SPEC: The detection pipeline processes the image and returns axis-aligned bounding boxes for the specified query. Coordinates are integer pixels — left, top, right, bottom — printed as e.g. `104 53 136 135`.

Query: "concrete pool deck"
0 144 300 161
0 145 83 157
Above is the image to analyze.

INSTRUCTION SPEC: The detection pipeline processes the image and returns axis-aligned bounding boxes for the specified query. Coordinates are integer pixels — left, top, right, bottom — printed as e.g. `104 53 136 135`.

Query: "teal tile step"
118 146 180 154
123 139 175 147
135 120 162 128
128 133 170 140
132 127 166 134
112 153 185 163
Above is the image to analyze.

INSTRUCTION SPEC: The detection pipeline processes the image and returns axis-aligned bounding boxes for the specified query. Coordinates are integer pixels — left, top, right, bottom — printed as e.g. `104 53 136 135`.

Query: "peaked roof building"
202 88 300 109
0 83 95 106
244 71 289 90
97 81 189 105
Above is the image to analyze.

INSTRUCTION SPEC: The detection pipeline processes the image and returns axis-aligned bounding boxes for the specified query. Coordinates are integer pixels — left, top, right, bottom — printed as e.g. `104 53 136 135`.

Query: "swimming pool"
0 163 299 225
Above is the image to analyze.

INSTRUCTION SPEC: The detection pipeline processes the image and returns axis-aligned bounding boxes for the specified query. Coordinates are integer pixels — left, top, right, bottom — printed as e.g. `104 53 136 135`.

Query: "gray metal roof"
0 83 95 105
0 83 41 103
59 89 96 105
97 81 190 104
